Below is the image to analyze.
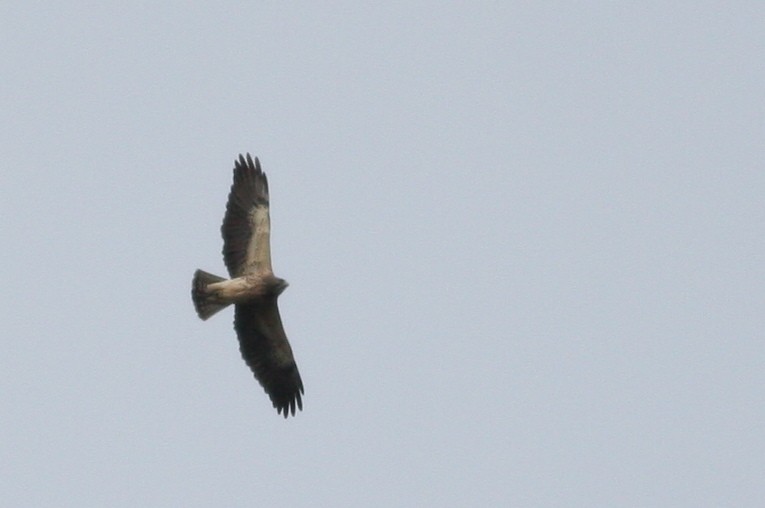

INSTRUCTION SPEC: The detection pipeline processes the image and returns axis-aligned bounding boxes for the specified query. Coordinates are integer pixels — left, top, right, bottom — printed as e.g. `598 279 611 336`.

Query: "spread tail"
192 269 229 320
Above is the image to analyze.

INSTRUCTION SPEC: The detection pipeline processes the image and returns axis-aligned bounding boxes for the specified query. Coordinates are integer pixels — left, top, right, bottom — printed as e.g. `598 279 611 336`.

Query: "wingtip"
274 389 303 418
234 153 262 174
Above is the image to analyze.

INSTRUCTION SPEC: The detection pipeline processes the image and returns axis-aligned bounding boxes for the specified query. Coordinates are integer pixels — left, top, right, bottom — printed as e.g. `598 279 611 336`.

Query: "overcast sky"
2 2 763 506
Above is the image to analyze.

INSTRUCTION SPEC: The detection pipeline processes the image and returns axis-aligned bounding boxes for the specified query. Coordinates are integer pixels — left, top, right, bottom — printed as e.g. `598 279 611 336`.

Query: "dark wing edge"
221 153 270 278
234 301 304 418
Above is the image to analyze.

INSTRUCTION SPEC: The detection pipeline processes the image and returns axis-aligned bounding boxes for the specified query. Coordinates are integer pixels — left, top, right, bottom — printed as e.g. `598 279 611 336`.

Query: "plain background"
2 2 763 506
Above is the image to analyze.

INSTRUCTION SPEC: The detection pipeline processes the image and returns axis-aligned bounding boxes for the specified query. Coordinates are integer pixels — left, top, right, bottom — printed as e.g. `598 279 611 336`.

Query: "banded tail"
192 269 229 320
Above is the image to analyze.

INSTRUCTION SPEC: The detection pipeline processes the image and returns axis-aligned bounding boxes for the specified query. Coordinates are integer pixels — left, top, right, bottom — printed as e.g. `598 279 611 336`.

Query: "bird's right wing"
221 154 272 277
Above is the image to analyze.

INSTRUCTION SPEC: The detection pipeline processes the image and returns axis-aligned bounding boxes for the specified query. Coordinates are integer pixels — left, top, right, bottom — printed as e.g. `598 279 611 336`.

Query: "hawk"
192 153 304 417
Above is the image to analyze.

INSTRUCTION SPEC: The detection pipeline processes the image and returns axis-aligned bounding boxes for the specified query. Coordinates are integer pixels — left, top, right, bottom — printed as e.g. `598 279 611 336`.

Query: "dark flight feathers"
235 303 304 417
222 153 270 278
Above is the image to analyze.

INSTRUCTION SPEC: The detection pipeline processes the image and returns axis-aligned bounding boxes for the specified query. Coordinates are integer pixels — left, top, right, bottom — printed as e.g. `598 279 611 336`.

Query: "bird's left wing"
234 300 304 417
221 154 272 277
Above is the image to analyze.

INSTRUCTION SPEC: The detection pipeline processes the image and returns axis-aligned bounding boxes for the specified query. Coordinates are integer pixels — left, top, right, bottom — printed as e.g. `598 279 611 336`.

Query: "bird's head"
272 277 289 296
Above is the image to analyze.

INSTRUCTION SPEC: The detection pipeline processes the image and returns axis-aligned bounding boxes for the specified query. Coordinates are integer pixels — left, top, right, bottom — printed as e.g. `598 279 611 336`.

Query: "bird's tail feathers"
192 269 229 320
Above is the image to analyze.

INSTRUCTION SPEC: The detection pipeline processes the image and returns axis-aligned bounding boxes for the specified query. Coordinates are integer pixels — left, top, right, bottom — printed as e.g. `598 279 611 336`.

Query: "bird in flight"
192 153 303 417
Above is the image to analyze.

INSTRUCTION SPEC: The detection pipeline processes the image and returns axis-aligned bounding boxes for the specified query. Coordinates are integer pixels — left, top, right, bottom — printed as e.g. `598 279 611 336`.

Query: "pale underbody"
204 273 285 305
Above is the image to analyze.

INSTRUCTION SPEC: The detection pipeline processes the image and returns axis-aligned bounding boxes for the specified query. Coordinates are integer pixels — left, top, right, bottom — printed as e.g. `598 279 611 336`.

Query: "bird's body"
197 272 285 306
192 154 303 418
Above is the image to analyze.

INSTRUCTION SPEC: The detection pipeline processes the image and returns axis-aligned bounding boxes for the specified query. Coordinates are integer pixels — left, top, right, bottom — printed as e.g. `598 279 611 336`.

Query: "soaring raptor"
192 154 303 417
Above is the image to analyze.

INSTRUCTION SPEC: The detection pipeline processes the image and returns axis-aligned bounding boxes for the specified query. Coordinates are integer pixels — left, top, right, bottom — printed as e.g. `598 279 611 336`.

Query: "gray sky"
2 2 763 506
